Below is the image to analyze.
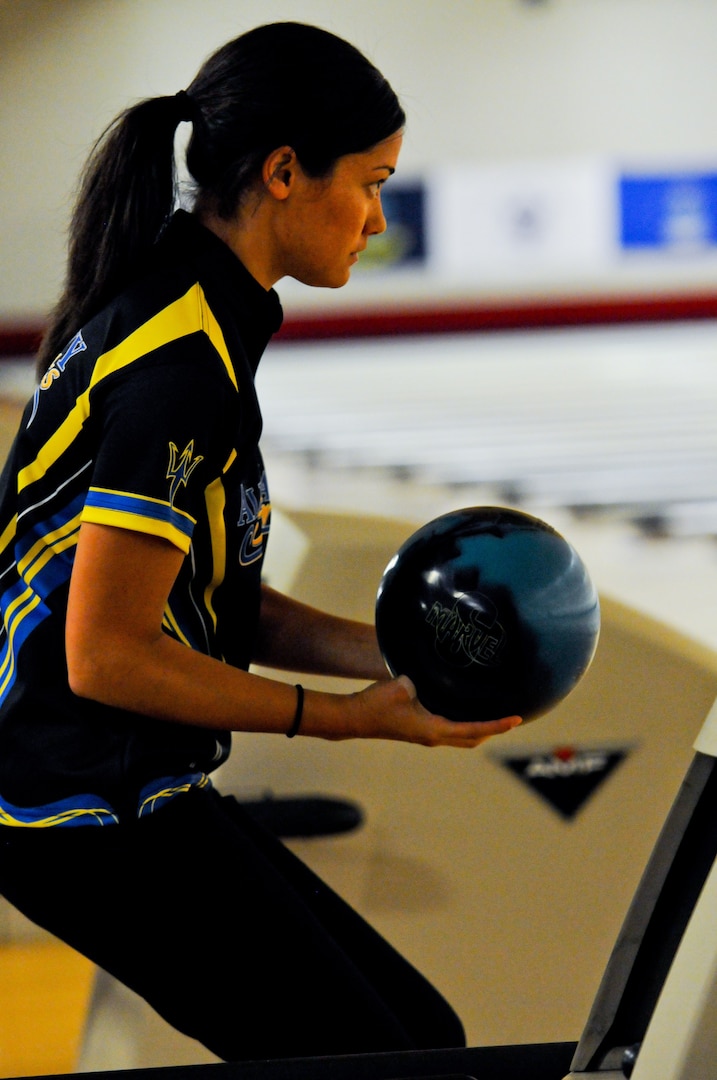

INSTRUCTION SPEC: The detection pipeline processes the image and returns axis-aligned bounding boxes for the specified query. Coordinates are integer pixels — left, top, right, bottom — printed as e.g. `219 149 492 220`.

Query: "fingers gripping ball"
375 506 600 723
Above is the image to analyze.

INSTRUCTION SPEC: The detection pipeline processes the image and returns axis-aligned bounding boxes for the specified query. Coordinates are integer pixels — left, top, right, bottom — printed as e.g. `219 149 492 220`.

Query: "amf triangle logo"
494 746 631 820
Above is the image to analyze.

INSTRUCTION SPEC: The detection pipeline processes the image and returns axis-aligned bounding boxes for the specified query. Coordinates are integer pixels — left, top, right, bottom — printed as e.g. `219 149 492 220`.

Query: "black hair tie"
174 89 197 124
286 684 304 738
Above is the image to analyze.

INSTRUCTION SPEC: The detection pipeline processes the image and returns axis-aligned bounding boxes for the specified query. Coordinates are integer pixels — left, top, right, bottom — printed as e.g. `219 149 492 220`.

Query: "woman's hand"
304 674 522 748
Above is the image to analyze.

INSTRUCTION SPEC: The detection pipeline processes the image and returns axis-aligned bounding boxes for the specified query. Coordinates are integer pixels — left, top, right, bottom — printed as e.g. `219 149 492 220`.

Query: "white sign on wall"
427 158 617 280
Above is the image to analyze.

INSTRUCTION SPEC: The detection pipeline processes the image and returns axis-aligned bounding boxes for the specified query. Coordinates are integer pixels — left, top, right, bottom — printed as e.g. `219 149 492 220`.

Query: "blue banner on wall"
620 172 717 249
357 182 427 270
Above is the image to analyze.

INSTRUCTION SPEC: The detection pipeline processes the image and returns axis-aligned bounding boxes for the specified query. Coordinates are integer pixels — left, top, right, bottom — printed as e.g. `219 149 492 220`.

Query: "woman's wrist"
293 686 364 741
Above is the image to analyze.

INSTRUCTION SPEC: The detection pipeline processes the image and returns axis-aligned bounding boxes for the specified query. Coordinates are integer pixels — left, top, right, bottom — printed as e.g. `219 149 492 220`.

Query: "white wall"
3 0 717 318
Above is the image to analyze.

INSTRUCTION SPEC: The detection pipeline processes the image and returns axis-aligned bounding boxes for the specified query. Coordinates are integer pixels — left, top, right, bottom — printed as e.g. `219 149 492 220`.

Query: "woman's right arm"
66 521 520 747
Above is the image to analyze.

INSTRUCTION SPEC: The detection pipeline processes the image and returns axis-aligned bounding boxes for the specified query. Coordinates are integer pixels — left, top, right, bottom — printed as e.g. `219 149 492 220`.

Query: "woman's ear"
263 146 297 200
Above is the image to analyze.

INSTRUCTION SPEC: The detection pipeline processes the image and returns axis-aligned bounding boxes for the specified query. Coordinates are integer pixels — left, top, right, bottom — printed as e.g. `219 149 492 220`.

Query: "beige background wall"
3 0 717 319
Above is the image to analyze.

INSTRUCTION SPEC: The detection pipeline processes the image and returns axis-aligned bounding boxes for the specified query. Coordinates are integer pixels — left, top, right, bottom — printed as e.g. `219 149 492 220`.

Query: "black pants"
0 787 465 1062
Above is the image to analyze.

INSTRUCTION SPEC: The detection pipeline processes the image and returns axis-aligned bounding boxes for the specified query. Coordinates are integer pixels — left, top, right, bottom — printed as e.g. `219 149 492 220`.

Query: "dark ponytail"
38 22 405 377
36 95 186 375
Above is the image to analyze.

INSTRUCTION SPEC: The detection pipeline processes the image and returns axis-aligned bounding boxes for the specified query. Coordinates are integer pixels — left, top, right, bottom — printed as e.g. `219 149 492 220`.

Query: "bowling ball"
375 506 600 723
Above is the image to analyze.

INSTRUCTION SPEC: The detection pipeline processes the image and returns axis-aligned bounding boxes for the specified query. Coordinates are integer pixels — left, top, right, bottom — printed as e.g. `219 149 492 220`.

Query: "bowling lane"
255 319 717 653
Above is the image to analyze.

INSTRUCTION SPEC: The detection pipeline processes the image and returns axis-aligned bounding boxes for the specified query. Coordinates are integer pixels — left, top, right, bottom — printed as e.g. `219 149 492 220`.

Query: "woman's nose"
366 199 387 236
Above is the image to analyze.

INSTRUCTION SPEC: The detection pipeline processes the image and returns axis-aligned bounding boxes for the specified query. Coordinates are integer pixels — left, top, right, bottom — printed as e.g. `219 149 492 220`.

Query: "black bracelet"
286 684 304 738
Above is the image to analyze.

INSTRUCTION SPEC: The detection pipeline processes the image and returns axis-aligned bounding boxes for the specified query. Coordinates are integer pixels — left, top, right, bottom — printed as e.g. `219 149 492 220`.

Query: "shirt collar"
160 210 284 353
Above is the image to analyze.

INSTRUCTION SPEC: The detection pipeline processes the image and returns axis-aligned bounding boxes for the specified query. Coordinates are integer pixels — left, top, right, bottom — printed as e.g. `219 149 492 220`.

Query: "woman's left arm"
252 584 389 682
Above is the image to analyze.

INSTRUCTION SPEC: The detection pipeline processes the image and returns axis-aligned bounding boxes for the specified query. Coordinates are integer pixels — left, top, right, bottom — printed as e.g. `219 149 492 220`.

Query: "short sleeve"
81 337 234 553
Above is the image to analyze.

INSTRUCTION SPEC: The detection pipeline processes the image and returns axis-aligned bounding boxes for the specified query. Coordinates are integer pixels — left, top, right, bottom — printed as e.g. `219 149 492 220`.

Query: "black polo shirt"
0 211 283 825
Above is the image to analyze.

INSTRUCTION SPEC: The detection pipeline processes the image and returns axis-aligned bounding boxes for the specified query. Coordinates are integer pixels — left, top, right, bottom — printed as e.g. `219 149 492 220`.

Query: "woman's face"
274 132 403 289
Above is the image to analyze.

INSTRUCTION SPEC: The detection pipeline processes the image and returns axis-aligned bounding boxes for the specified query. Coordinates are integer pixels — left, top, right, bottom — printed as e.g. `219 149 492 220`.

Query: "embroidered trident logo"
166 440 204 505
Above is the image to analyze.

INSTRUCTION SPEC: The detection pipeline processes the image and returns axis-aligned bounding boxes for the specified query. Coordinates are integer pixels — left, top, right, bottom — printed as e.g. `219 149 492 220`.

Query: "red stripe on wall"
273 293 717 341
3 292 717 356
0 327 43 357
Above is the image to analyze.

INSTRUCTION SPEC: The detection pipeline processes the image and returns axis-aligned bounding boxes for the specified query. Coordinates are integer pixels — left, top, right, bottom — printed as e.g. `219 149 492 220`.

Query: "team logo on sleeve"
166 440 204 505
27 331 87 427
238 472 271 565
